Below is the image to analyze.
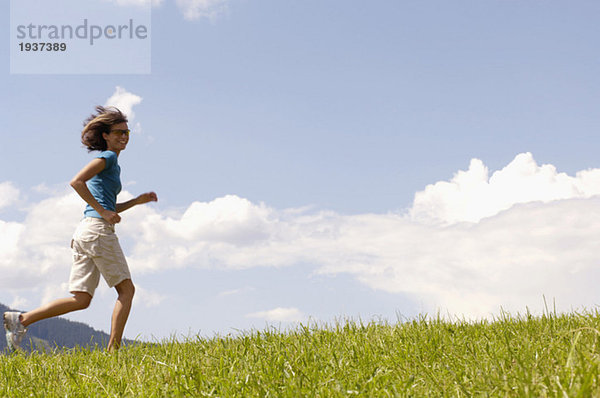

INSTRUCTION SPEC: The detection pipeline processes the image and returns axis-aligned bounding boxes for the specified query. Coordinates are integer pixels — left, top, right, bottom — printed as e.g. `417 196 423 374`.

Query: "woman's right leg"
20 292 92 327
107 279 135 352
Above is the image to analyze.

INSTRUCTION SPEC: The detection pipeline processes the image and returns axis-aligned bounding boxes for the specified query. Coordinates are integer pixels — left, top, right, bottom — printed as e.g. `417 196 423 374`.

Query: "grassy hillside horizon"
3 310 600 396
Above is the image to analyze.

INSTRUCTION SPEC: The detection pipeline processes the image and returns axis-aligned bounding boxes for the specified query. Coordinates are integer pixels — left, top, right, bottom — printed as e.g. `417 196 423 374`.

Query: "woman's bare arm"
116 192 158 213
70 158 121 224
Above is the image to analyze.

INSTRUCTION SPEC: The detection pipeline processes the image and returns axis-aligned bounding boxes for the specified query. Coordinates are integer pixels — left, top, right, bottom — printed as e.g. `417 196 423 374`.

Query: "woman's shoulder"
98 150 117 158
97 151 118 167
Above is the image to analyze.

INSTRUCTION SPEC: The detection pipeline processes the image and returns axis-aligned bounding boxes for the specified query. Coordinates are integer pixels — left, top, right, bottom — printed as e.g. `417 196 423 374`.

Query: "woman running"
4 106 157 352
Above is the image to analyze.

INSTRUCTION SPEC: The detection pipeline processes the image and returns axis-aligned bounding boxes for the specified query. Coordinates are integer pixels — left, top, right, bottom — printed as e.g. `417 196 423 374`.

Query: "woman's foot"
3 312 27 352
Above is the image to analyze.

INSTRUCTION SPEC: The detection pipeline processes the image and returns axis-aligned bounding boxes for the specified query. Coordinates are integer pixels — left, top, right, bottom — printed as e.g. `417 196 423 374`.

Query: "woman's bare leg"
107 279 135 352
20 292 92 327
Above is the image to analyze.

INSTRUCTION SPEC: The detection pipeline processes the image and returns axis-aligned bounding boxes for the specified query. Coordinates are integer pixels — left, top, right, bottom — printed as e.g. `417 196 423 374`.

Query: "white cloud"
10 296 29 310
0 189 84 291
134 285 167 308
119 194 277 272
410 152 600 225
105 0 226 20
118 153 600 318
105 86 143 120
0 220 24 267
246 307 306 322
175 0 229 21
132 122 143 135
41 283 70 306
2 152 600 321
316 199 600 318
0 181 20 210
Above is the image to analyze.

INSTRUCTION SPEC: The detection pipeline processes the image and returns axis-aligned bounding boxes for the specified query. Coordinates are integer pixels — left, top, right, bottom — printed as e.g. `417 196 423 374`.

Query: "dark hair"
81 106 128 152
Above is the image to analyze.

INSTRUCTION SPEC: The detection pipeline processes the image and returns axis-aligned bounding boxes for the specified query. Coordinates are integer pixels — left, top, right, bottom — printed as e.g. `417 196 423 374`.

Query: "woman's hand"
101 209 122 224
136 192 158 205
115 192 158 214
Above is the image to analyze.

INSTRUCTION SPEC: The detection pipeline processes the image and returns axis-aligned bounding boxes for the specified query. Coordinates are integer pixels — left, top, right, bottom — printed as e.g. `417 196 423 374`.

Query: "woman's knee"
73 292 92 309
116 279 135 301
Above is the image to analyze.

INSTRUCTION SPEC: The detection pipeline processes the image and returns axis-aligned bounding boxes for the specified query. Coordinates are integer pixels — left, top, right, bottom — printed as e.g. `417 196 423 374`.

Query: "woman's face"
103 122 130 153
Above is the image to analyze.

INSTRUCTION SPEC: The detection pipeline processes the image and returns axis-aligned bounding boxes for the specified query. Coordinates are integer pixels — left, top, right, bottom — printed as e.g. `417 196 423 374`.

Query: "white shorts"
69 217 131 296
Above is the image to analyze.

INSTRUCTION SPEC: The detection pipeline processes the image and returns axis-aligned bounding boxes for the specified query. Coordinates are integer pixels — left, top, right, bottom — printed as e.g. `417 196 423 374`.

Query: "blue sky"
1 0 600 340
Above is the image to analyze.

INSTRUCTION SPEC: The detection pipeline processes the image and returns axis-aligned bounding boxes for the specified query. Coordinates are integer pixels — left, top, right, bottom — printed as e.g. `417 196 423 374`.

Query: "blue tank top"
84 151 122 219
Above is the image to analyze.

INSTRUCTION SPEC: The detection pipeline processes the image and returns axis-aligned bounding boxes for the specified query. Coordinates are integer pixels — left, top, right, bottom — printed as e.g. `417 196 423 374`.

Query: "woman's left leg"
107 278 135 352
21 292 93 327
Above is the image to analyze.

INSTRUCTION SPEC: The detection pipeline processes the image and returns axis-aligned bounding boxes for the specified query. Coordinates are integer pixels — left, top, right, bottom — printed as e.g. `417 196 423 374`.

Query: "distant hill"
1 303 115 352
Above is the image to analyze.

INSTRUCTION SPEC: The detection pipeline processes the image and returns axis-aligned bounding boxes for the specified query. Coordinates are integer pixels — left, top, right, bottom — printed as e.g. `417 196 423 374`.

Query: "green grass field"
3 310 600 396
